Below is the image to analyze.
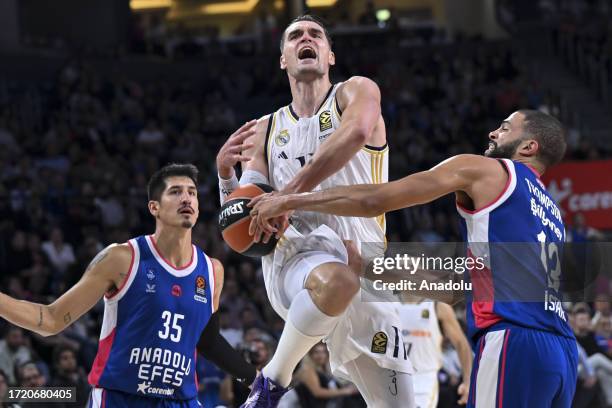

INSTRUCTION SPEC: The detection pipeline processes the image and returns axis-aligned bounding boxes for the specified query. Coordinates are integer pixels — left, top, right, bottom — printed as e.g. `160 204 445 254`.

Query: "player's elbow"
39 306 62 337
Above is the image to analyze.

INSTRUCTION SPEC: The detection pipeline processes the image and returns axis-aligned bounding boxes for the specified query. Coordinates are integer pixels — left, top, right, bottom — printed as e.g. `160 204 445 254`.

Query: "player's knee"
322 264 360 300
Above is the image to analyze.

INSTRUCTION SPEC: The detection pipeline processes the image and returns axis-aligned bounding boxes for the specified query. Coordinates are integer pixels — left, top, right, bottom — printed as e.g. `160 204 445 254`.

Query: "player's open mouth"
298 47 317 60
179 208 194 215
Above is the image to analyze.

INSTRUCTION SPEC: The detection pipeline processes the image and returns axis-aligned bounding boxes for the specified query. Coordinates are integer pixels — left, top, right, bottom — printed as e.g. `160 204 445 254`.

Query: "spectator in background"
49 345 90 407
220 335 274 407
0 369 20 408
137 118 165 147
16 361 45 388
573 341 603 408
41 227 75 276
592 294 611 327
0 327 31 385
572 304 608 356
571 305 612 407
569 213 605 242
16 362 46 408
294 343 360 408
594 315 612 357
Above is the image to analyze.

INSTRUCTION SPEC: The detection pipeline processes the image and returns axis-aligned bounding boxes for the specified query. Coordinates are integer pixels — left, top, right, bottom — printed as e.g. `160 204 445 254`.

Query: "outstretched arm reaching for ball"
0 244 131 337
249 154 509 231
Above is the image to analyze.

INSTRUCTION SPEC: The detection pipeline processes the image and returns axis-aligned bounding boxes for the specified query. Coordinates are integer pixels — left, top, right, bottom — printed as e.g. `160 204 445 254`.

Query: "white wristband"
219 172 239 204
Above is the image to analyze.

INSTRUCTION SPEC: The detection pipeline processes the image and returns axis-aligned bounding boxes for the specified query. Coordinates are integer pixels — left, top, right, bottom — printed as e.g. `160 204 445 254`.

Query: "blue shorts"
88 388 201 408
468 325 578 408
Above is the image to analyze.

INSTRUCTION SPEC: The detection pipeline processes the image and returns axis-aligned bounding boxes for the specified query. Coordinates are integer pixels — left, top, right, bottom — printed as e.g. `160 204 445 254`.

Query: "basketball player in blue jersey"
217 14 414 408
251 110 580 407
0 164 257 407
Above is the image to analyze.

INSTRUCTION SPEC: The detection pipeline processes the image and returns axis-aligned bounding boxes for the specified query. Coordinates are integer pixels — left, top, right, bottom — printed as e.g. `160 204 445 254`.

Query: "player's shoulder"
84 242 133 279
336 76 381 111
440 154 507 175
254 114 273 138
105 242 134 264
337 76 380 95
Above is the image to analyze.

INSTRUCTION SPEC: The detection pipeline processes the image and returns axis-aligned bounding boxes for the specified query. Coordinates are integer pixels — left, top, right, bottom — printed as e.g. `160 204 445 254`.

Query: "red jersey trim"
456 159 513 215
149 235 194 270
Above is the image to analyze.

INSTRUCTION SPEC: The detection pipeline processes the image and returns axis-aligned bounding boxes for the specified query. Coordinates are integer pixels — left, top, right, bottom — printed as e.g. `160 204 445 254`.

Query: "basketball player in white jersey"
217 14 414 408
398 301 472 407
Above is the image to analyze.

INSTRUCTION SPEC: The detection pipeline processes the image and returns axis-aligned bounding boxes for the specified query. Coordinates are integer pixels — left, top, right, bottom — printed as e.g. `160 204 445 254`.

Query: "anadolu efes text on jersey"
87 235 215 400
456 159 574 342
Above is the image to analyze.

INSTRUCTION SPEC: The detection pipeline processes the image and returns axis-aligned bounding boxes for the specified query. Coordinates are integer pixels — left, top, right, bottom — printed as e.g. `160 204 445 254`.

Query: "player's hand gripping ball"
218 184 278 257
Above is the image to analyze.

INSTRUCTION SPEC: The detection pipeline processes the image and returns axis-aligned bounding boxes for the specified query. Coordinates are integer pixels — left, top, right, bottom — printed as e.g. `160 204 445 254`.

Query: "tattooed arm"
0 243 132 337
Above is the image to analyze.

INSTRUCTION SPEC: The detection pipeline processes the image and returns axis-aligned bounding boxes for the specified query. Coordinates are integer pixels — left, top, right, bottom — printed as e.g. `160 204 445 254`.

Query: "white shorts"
344 353 415 408
262 224 413 378
412 371 439 408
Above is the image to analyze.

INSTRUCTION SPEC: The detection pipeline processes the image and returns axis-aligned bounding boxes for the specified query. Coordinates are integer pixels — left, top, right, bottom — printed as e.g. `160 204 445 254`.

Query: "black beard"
485 139 522 159
181 220 193 229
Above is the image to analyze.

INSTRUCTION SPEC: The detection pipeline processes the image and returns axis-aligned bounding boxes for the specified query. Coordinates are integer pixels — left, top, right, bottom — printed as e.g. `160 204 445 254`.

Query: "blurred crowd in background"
0 2 611 407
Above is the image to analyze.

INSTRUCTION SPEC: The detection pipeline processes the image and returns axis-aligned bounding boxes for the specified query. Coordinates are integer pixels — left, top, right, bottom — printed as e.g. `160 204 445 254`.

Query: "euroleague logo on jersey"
194 275 207 304
319 110 332 132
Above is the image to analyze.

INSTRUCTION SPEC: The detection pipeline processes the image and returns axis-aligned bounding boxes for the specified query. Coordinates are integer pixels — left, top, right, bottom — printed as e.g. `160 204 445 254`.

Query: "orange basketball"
218 183 277 257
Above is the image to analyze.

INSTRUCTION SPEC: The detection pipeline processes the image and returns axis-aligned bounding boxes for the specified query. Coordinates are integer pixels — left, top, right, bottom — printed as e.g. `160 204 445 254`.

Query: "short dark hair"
280 14 332 51
147 163 199 201
518 110 567 167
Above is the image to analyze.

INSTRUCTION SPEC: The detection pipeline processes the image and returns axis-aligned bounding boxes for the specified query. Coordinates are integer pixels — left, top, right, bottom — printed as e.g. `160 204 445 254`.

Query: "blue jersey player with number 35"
250 110 579 407
0 163 256 407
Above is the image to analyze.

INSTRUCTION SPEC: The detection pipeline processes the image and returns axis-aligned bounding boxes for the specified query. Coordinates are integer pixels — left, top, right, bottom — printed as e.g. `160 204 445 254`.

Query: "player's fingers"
229 120 257 138
276 216 289 238
248 216 257 236
227 143 254 154
253 222 264 243
261 230 274 244
232 128 257 143
234 155 252 162
457 384 468 405
247 195 264 207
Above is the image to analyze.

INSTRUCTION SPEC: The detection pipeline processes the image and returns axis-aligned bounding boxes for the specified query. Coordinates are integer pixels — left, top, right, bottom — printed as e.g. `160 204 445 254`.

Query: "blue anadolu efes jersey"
457 159 574 342
88 235 215 400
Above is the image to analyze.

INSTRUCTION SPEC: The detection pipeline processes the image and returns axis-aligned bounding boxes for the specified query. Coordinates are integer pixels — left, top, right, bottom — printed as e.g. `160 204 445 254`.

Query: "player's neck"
151 227 193 268
289 76 332 118
514 157 545 176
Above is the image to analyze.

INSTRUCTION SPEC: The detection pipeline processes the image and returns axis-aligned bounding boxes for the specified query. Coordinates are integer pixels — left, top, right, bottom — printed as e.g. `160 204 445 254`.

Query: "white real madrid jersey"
265 83 388 247
397 301 443 373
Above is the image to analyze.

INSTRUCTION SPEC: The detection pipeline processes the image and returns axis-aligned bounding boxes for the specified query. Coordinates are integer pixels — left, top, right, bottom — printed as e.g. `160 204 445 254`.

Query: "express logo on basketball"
218 202 244 226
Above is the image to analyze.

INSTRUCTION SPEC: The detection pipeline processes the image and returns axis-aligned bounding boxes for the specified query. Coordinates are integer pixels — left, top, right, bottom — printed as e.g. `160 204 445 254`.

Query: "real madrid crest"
275 129 290 146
